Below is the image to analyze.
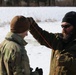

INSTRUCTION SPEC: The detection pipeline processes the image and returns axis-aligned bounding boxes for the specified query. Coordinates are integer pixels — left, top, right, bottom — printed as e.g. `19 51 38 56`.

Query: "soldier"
29 11 76 75
0 16 43 75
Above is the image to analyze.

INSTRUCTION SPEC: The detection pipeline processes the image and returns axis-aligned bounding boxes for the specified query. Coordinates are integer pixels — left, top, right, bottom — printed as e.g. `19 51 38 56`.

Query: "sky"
0 7 76 75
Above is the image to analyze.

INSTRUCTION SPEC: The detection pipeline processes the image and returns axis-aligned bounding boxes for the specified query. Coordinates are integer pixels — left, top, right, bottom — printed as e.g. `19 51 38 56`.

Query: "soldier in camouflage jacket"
0 16 43 75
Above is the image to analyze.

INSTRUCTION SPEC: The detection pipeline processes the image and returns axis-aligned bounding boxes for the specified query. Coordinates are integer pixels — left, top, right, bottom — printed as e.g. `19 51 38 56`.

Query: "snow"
0 7 76 75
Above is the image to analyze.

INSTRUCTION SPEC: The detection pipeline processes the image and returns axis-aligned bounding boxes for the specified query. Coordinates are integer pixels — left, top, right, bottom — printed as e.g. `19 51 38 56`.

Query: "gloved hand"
27 17 36 26
30 67 33 72
35 67 43 75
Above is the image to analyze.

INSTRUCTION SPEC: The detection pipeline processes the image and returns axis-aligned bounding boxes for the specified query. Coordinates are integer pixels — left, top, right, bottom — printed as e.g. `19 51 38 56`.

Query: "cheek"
68 27 74 32
25 32 28 36
66 28 73 34
62 28 70 34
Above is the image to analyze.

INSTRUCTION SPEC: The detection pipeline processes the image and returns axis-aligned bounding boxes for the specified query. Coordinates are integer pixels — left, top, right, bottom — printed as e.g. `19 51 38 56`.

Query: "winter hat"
10 16 30 33
62 11 76 27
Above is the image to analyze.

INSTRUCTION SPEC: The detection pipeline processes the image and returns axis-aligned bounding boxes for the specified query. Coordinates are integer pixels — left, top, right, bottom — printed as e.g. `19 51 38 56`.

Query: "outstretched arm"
28 18 61 49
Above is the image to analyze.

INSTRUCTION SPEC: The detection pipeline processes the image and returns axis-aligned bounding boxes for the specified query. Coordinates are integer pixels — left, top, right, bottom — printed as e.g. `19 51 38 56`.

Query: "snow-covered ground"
0 7 76 75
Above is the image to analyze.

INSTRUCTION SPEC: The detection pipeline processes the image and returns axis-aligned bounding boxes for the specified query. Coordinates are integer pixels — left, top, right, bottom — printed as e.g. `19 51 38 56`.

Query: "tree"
26 0 30 6
73 0 76 6
0 0 2 6
48 0 51 6
51 0 55 6
13 0 20 6
37 0 47 6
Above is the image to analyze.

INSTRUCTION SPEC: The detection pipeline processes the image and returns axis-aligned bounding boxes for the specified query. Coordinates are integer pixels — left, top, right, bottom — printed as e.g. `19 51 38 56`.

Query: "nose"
62 28 66 33
62 27 65 30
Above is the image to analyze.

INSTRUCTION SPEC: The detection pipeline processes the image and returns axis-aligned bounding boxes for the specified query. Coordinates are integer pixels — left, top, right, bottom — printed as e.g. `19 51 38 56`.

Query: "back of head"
62 11 76 28
10 16 30 33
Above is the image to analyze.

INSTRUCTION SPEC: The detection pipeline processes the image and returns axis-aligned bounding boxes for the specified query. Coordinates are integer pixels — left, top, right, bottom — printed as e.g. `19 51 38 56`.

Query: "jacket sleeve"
10 45 30 75
30 21 62 49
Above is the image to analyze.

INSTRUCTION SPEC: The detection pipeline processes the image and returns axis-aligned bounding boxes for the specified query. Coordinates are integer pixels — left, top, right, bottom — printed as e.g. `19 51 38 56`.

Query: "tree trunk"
0 0 2 6
52 0 55 6
73 0 75 6
48 0 50 6
26 0 29 6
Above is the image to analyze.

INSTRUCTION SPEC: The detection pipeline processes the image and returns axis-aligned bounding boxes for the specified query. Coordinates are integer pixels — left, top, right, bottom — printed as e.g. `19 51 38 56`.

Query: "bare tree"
13 0 20 6
0 0 2 6
26 0 30 6
37 0 47 6
48 0 51 6
51 0 55 6
73 0 76 6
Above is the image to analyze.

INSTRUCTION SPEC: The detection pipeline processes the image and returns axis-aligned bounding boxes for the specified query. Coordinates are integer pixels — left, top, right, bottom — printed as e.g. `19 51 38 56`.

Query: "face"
19 30 29 38
22 30 29 38
61 22 74 40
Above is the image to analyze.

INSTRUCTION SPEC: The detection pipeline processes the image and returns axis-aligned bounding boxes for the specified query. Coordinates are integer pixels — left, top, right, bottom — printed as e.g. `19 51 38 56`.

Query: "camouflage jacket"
0 32 39 75
30 22 76 75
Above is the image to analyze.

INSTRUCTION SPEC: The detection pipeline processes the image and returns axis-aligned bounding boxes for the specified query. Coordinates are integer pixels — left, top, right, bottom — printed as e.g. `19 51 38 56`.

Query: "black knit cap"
62 11 76 27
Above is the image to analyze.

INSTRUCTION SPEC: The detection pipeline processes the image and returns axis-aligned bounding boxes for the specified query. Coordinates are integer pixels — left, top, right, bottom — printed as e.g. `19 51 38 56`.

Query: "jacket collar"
5 32 27 46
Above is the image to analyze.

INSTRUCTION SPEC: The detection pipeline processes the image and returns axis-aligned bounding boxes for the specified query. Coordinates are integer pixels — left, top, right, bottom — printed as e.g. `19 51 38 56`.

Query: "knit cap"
10 16 30 33
62 11 76 27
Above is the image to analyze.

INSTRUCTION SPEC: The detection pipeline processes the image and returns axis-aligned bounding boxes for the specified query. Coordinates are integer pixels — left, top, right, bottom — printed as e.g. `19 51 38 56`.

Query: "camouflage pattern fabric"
0 32 39 75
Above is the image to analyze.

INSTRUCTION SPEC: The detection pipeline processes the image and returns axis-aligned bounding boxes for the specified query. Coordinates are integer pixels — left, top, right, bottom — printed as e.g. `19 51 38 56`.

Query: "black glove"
30 67 33 72
35 67 43 75
27 17 36 26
